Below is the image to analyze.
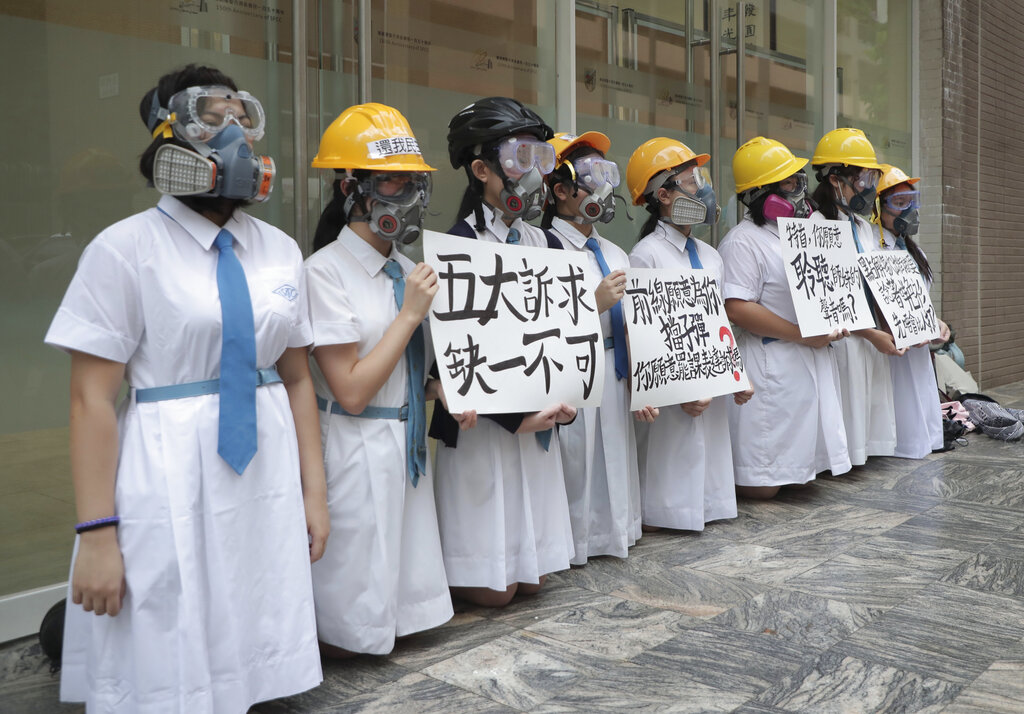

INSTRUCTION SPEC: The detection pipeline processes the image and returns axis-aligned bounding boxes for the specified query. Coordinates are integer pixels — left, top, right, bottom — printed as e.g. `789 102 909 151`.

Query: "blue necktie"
685 236 704 269
848 213 865 254
383 259 426 487
585 237 628 381
502 226 551 449
214 229 258 474
895 235 907 250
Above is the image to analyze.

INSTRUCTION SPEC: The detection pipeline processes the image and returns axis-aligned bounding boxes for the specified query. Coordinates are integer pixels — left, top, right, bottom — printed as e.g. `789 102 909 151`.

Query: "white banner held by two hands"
777 217 876 337
857 250 940 350
422 230 605 415
623 267 749 410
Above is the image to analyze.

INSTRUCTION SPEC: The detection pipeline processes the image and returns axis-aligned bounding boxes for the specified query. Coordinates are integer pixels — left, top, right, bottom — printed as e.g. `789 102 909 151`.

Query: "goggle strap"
646 168 677 196
560 160 578 183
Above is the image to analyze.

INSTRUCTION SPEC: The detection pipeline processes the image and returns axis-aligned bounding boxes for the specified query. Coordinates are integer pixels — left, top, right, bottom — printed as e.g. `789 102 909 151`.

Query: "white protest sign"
423 230 605 414
623 267 749 410
777 217 876 337
857 250 940 350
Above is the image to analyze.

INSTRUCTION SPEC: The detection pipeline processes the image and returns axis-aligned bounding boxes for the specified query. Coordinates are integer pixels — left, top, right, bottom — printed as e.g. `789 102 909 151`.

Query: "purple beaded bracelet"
75 516 120 534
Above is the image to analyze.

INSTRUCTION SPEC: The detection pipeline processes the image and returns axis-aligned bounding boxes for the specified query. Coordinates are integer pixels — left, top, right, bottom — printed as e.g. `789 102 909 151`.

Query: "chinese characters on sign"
623 268 750 410
778 218 876 337
857 251 940 349
423 231 605 414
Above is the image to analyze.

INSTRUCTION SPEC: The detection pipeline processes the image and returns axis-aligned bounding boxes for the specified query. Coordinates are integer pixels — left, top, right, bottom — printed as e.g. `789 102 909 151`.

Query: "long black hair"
454 143 500 232
903 235 932 283
311 170 371 252
741 189 771 227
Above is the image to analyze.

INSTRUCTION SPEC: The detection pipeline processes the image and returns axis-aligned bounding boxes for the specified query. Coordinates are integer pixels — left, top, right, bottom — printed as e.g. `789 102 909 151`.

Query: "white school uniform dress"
628 222 738 528
812 210 897 464
433 204 575 590
547 218 641 563
878 225 943 458
719 218 852 486
305 226 452 654
45 195 322 714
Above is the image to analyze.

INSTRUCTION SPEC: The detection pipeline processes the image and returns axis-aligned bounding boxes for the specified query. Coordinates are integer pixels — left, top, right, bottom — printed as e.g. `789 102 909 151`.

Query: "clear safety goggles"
569 155 620 189
161 85 266 142
357 171 432 206
777 170 807 198
882 189 920 212
667 164 711 195
848 167 881 191
496 137 556 178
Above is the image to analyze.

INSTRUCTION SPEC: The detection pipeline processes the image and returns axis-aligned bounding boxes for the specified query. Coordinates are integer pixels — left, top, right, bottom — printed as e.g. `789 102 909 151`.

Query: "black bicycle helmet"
447 97 553 168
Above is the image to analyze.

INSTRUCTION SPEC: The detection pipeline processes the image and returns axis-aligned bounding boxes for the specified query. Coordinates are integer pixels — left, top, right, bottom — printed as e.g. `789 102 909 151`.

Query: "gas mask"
835 167 880 217
149 85 275 202
576 182 616 224
763 171 811 221
667 184 719 226
492 136 555 221
567 155 619 224
347 172 432 245
881 189 921 237
893 207 919 237
653 165 720 226
498 166 548 221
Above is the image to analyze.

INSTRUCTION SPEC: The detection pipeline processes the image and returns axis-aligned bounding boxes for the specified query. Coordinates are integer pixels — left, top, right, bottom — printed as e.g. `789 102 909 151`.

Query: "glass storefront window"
574 0 823 249
0 0 919 635
368 0 559 247
0 0 303 598
311 0 358 248
837 0 913 172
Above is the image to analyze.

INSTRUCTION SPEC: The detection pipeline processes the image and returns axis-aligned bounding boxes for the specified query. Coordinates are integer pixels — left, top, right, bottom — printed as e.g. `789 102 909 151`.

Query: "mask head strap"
145 88 175 139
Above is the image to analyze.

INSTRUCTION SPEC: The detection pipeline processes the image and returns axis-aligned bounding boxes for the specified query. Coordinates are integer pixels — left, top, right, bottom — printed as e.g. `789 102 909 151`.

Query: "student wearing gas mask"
810 128 898 466
303 104 460 655
719 137 851 498
540 131 647 563
431 97 576 607
872 164 949 458
45 65 327 711
627 138 749 526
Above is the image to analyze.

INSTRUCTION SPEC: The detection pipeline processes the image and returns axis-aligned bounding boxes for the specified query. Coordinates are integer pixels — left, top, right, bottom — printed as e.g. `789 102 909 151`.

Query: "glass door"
575 0 825 249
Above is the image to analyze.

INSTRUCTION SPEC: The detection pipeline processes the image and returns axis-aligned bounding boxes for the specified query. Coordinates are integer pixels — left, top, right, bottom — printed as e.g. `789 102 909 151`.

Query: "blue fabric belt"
135 367 281 403
604 336 615 350
316 395 408 421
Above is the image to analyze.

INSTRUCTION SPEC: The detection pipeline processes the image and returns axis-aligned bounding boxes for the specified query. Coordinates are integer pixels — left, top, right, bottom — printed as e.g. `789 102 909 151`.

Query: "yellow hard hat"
732 137 808 194
811 128 884 170
548 131 611 163
877 164 920 195
312 103 435 172
627 137 710 205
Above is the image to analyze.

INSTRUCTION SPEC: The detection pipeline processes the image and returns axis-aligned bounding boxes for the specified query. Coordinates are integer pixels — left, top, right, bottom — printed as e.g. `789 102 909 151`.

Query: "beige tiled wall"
940 0 1024 389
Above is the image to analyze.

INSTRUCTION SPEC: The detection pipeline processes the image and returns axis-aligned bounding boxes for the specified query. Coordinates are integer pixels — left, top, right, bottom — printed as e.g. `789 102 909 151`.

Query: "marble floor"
3 381 1024 713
